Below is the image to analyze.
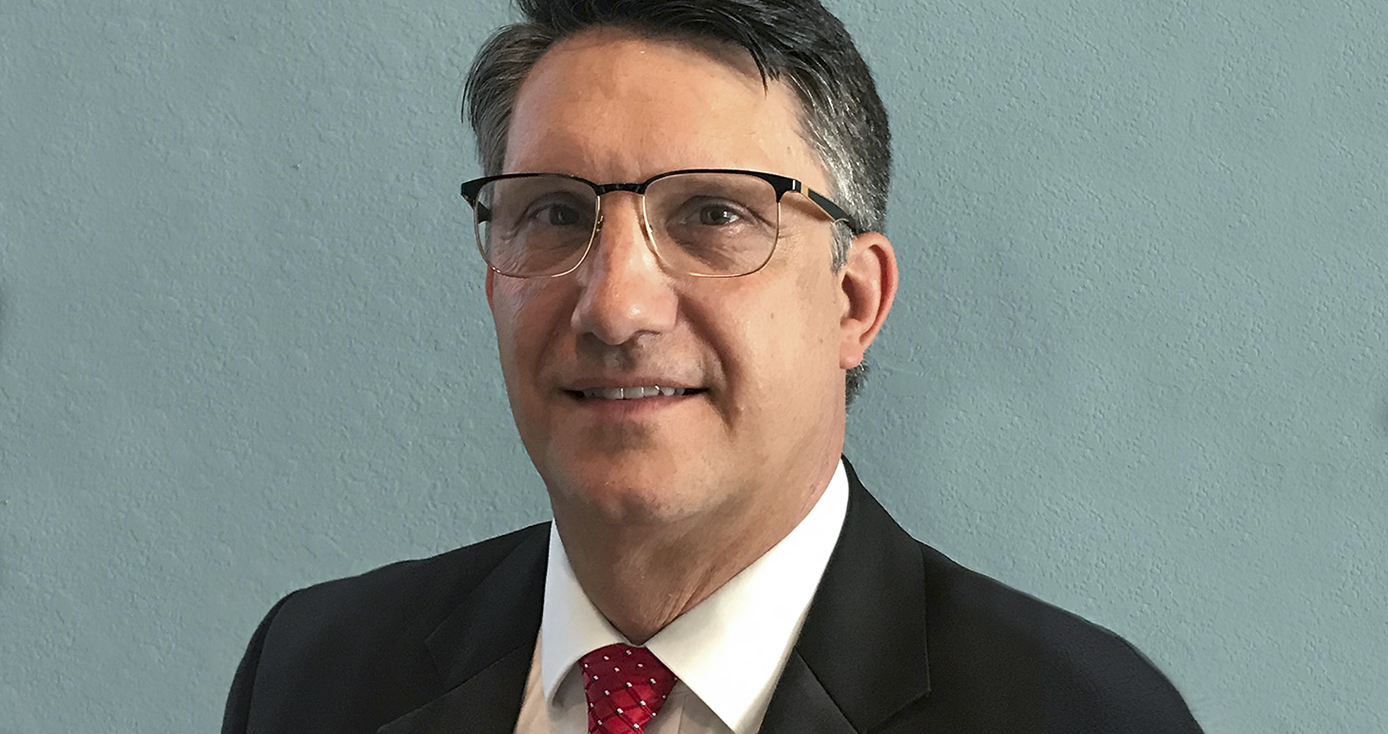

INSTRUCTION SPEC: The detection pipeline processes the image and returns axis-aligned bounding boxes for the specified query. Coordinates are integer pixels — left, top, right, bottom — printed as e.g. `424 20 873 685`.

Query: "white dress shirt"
514 460 850 734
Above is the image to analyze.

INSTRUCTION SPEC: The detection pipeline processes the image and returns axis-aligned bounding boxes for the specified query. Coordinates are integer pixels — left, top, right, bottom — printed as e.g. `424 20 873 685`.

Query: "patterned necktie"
580 643 677 734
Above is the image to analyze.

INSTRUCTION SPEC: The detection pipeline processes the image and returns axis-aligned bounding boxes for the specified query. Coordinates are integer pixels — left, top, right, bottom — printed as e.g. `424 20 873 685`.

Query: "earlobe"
838 232 898 369
485 268 495 310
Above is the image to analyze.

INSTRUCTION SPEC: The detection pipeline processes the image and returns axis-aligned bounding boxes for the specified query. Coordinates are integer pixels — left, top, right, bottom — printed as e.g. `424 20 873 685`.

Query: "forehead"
503 29 827 188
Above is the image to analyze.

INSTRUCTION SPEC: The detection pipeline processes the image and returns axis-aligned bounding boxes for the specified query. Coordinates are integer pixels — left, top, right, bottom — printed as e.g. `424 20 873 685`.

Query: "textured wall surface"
2 0 1384 731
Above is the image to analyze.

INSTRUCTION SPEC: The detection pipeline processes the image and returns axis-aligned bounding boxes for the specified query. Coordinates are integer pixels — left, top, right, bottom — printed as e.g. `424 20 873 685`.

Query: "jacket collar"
378 523 548 734
759 457 932 732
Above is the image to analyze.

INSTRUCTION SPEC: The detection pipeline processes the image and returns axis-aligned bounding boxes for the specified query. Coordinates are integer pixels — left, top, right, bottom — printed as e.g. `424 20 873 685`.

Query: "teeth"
580 386 689 400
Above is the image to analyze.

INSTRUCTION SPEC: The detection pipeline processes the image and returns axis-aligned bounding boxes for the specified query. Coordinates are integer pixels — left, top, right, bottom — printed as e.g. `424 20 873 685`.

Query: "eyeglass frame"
459 168 861 279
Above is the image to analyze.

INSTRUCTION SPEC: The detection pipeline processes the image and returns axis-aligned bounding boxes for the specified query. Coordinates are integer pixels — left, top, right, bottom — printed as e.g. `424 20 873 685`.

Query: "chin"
539 449 718 525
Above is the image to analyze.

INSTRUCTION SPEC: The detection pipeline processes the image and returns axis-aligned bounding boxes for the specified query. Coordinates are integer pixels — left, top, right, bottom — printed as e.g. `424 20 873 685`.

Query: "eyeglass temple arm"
460 183 489 216
459 184 494 223
797 184 860 233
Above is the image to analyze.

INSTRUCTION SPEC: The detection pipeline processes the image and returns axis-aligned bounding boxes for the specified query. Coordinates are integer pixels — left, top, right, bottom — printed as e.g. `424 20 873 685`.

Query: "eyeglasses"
459 168 858 279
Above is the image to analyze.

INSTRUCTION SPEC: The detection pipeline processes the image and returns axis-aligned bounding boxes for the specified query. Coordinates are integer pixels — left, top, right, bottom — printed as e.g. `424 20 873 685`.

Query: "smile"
573 386 705 400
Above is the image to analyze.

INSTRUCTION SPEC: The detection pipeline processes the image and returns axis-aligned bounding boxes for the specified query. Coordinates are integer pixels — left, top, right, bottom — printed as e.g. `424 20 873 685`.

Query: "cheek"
786 265 843 348
732 284 839 390
492 284 561 373
490 292 524 363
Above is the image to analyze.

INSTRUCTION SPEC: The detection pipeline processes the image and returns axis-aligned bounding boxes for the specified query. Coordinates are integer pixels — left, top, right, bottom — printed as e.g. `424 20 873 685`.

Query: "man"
223 1 1204 732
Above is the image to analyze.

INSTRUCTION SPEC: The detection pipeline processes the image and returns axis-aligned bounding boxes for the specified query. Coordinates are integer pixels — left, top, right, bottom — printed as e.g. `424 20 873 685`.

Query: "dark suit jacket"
223 459 1203 733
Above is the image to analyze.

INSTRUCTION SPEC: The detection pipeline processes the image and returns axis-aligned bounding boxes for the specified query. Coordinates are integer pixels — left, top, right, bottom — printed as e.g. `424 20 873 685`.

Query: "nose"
570 194 679 345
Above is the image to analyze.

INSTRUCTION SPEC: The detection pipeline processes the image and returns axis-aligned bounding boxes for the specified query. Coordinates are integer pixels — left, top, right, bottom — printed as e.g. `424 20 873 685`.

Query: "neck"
552 454 839 645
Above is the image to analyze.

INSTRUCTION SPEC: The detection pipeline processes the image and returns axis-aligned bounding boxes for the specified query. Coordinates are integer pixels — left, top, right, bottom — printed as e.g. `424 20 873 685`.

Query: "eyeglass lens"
475 172 781 277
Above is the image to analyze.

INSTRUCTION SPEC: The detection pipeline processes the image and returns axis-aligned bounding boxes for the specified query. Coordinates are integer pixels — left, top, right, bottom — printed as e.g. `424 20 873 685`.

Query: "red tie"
580 643 677 734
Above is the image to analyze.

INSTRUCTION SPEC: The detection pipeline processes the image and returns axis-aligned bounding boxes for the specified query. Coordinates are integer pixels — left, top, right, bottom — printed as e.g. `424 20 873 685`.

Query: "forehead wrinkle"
502 32 826 188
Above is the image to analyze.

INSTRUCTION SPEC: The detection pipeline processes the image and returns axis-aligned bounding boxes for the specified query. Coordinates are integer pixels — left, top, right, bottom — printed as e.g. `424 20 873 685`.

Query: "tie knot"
579 643 677 734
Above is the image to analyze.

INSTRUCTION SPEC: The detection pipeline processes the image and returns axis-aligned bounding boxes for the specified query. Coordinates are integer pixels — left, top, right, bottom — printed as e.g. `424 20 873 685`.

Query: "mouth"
565 386 708 401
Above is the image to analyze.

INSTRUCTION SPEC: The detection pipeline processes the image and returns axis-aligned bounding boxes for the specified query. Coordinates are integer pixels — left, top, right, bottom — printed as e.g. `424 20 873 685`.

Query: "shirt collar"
540 460 850 733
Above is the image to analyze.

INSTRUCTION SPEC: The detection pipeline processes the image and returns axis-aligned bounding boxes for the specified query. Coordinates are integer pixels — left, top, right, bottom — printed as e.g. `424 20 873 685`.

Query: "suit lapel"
760 458 931 733
378 524 549 734
758 651 858 733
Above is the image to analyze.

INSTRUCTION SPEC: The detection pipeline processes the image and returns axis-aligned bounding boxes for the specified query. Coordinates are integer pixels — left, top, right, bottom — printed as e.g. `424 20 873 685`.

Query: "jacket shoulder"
223 523 549 734
915 542 1203 732
271 522 548 639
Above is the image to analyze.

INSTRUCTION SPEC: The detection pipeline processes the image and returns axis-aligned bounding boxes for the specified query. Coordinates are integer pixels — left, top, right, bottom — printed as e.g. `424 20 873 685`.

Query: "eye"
535 203 584 227
676 198 756 229
697 203 742 227
517 193 591 230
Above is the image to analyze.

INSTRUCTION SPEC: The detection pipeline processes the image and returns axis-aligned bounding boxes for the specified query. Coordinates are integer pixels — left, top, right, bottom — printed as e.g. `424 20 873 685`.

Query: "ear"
837 231 898 370
485 267 496 310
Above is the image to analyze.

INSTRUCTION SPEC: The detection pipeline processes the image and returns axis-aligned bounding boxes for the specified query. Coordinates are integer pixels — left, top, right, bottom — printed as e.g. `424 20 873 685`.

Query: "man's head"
463 0 896 535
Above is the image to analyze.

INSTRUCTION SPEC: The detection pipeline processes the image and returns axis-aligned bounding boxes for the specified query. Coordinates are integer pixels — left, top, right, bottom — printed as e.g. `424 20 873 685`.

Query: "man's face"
487 30 878 527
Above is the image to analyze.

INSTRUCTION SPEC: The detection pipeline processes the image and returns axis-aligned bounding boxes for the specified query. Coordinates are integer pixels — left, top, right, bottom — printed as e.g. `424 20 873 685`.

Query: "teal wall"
2 0 1384 730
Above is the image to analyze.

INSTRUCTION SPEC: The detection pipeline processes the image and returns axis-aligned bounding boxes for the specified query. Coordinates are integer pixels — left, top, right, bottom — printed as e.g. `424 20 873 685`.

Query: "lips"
563 384 708 401
579 386 701 400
